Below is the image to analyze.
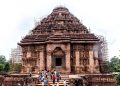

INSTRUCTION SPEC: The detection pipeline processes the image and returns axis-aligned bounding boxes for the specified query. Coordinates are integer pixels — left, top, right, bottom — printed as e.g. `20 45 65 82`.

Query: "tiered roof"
19 7 99 45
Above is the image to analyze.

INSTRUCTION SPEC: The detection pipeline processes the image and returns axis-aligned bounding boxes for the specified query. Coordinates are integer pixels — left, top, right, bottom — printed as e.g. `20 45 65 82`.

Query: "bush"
116 73 120 84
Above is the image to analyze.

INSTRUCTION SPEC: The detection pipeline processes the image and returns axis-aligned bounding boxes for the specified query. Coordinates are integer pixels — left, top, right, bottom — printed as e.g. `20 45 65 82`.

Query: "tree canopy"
0 55 10 72
4 62 10 72
0 55 6 64
0 64 4 71
110 57 120 72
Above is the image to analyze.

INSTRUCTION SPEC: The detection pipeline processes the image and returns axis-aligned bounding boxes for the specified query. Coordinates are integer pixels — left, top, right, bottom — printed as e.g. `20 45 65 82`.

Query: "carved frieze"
36 45 44 51
73 44 88 51
52 50 65 56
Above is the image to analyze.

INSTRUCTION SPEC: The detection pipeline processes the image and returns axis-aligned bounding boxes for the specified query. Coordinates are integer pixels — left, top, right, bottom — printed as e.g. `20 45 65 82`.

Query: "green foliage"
116 74 120 85
4 62 10 72
107 56 120 84
0 64 4 71
110 57 120 72
0 55 6 64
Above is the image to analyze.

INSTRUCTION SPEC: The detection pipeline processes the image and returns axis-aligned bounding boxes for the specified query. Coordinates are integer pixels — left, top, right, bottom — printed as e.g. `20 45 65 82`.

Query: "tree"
4 62 10 72
0 55 6 64
110 57 120 72
108 53 120 84
0 64 4 71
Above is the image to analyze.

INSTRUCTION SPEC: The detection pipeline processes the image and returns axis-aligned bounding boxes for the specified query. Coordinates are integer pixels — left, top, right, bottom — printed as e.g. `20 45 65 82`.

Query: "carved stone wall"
21 43 100 74
21 45 45 73
73 44 100 74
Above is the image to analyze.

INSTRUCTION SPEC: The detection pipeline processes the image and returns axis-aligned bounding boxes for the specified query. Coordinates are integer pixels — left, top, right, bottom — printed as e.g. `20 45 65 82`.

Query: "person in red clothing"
47 80 50 86
52 74 55 84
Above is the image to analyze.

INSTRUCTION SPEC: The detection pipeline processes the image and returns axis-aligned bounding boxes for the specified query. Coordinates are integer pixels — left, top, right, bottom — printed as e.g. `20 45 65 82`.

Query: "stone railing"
69 74 117 86
4 74 38 86
84 74 117 86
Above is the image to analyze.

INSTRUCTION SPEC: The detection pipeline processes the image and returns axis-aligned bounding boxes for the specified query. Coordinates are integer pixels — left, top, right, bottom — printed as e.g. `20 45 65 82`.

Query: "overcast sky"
0 0 120 60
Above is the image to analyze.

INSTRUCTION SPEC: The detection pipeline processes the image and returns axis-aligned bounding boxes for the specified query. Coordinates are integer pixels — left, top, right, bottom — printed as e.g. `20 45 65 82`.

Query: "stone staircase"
35 74 70 86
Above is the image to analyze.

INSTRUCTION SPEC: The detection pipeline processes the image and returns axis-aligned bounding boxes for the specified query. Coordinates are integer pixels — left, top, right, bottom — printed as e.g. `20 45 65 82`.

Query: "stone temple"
1 7 117 86
19 7 103 74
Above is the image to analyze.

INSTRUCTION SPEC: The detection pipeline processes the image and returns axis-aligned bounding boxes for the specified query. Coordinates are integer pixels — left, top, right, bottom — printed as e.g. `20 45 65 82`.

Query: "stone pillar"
89 46 94 73
39 51 45 71
94 50 98 58
93 47 100 73
65 44 71 73
46 44 52 71
94 51 100 73
47 51 52 71
26 63 31 73
94 50 98 65
75 50 80 73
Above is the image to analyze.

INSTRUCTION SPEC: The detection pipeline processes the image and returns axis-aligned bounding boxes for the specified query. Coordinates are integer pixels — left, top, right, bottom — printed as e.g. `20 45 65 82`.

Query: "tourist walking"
29 72 32 77
41 81 44 86
44 78 48 86
56 82 59 86
39 73 43 80
47 70 51 80
51 72 54 80
17 83 21 86
63 80 66 86
54 70 57 81
52 74 56 85
41 70 44 76
47 80 50 86
41 76 45 86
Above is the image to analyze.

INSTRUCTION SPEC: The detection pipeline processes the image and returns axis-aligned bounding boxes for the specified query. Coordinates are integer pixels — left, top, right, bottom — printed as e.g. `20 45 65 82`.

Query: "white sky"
0 0 120 60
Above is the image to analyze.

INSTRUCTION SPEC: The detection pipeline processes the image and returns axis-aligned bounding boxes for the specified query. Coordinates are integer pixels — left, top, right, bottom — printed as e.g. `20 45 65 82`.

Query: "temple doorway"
52 47 65 69
55 57 62 66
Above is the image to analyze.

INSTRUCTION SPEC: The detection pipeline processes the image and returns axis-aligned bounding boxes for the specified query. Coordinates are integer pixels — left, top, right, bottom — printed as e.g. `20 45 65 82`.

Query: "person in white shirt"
63 80 66 86
56 82 59 86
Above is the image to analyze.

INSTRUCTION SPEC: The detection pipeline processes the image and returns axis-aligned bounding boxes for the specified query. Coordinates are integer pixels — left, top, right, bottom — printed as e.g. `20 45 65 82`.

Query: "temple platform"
0 73 117 86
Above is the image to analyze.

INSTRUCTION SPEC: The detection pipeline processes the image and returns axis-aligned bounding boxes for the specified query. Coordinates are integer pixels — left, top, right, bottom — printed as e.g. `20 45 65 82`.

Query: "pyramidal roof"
19 6 99 45
33 6 88 33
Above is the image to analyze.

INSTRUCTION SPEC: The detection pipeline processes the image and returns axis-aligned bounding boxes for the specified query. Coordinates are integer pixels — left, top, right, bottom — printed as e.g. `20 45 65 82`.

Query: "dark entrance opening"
55 58 62 66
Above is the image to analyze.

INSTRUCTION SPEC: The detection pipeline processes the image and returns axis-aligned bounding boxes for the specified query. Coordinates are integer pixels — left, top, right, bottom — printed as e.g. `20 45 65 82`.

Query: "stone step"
32 74 70 86
36 83 69 86
60 74 69 79
35 79 69 86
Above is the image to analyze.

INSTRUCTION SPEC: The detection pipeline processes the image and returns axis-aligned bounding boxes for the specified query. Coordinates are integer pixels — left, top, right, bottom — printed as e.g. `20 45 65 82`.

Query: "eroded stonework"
19 7 101 74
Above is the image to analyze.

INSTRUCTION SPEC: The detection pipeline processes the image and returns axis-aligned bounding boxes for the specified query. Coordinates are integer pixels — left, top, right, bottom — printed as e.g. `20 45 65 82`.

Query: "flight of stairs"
35 74 69 86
